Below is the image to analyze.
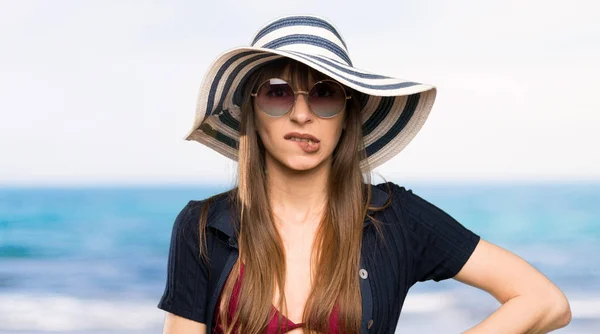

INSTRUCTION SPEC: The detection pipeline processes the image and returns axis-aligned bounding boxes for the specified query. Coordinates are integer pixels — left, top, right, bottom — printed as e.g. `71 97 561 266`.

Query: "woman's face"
253 71 347 172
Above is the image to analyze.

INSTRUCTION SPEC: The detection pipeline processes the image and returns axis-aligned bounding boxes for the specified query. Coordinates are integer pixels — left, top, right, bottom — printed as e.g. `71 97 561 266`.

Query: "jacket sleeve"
157 200 209 323
389 182 481 284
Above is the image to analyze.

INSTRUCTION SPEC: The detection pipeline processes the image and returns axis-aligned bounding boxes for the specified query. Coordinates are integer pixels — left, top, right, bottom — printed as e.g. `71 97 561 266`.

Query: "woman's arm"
454 238 572 333
157 201 212 334
163 312 207 334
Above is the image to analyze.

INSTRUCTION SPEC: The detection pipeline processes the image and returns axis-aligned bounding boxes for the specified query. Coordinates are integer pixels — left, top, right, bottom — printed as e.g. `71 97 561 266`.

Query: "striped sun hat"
185 15 437 170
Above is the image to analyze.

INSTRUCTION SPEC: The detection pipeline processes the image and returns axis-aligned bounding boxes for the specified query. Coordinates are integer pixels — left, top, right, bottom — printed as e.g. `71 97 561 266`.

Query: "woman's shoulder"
182 188 235 216
372 181 479 239
370 181 412 207
172 188 236 234
372 181 406 193
370 181 449 219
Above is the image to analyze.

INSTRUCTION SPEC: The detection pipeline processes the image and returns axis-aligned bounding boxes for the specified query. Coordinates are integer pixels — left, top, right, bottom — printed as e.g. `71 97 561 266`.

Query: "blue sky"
0 0 598 185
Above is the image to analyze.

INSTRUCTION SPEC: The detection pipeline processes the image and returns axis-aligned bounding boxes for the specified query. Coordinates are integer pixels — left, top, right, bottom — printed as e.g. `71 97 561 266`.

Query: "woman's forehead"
277 65 320 87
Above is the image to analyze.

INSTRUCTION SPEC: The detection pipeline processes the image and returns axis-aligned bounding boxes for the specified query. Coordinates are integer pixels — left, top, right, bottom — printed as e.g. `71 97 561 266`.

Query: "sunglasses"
250 78 351 118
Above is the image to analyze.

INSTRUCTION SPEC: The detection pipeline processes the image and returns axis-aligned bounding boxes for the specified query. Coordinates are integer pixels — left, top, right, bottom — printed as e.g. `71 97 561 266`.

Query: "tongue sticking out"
297 140 320 153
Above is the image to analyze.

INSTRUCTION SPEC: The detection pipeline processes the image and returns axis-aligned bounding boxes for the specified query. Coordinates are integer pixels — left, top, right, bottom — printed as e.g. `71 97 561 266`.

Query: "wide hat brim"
185 46 437 170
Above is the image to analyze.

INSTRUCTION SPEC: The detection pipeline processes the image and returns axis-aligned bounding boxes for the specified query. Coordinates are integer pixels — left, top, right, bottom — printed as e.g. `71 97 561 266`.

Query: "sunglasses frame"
250 78 352 119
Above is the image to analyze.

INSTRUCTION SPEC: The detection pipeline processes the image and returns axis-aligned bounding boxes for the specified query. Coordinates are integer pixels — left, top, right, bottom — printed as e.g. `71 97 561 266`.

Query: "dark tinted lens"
308 81 346 117
255 79 294 116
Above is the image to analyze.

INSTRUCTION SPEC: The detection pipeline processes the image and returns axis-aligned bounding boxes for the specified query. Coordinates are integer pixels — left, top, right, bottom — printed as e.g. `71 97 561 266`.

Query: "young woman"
158 15 571 334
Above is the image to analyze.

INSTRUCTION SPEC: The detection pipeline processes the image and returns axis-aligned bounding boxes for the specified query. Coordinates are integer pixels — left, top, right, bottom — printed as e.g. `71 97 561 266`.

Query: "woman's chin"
282 156 324 172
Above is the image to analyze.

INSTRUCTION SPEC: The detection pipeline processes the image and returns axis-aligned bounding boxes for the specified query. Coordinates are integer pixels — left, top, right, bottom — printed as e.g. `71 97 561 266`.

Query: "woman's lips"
284 132 320 142
292 139 320 153
284 132 321 153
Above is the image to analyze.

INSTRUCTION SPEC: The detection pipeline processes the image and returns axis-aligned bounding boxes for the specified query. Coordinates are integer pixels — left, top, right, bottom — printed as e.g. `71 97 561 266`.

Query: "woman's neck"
264 155 329 226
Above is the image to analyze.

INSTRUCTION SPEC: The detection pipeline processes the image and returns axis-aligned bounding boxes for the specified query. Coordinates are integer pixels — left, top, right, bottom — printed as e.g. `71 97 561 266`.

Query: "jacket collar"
364 184 390 227
207 184 390 240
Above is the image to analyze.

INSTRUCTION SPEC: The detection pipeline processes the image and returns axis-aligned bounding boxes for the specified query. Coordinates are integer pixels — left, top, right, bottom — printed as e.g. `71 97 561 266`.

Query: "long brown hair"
199 58 389 333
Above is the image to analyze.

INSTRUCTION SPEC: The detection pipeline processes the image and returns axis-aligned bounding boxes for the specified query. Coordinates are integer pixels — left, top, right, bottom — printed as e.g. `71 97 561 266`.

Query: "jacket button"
367 319 374 329
359 268 368 279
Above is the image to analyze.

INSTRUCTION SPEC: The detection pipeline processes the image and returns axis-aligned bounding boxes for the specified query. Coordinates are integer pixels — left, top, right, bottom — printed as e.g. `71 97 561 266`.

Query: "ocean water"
0 183 598 333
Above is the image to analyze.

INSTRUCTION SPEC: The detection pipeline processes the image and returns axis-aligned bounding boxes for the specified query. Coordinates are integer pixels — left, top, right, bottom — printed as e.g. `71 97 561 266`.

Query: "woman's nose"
289 94 313 124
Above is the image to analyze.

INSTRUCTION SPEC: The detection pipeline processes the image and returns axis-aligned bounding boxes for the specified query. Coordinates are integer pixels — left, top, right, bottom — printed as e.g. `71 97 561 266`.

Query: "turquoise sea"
0 182 598 333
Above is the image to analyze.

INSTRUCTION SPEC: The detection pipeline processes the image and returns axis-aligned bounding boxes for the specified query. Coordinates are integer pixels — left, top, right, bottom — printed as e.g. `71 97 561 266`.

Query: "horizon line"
2 178 600 189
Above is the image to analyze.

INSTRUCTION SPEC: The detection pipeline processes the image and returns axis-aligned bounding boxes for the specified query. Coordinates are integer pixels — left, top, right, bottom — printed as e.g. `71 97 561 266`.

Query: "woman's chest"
274 227 318 325
209 210 412 333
